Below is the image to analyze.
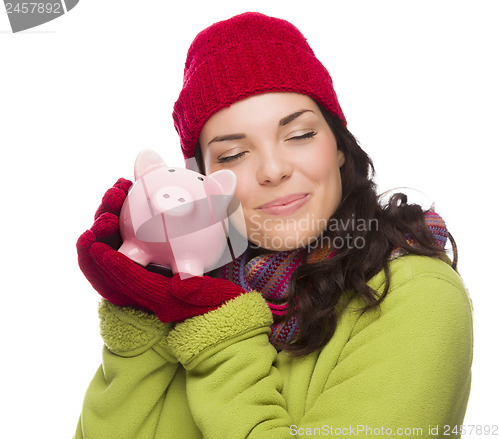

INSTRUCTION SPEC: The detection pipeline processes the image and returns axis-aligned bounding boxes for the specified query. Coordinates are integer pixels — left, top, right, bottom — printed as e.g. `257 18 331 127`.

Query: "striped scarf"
217 244 336 347
216 211 448 349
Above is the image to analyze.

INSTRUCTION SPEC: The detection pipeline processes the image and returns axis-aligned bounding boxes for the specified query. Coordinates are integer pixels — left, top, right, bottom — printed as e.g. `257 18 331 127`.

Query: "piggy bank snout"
152 185 194 217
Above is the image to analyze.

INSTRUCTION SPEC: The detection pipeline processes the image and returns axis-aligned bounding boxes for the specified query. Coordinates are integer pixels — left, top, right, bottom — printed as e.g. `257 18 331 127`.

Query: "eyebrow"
208 133 246 146
207 109 314 146
279 109 313 126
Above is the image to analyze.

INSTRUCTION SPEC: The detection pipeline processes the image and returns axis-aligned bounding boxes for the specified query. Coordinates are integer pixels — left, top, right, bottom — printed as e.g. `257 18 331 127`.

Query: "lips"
258 193 309 215
258 193 308 209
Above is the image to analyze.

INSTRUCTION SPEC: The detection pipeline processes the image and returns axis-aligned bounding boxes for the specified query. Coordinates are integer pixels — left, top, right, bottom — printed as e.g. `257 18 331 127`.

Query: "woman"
74 12 473 438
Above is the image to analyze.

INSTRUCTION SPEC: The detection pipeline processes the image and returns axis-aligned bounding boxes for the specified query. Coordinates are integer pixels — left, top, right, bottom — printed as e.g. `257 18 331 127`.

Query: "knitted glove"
77 178 245 322
77 178 138 307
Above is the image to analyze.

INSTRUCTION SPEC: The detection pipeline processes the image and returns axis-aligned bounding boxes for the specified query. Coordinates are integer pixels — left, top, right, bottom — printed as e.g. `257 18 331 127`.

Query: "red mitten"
92 249 245 322
77 178 140 307
77 178 245 322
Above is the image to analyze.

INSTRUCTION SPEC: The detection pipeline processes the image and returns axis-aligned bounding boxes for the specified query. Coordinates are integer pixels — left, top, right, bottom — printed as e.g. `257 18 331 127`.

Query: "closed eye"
287 131 317 141
217 151 247 164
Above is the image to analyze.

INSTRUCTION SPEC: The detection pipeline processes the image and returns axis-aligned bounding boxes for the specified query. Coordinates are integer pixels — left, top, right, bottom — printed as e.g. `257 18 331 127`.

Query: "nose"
256 146 293 185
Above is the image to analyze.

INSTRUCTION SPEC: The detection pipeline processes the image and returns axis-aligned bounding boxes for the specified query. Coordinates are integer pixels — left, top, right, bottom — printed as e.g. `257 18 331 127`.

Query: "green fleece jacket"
74 255 473 438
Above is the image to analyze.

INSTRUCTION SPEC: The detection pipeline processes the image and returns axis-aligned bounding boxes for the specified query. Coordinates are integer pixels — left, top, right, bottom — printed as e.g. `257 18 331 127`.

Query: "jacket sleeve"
166 292 293 437
165 257 473 439
73 300 179 439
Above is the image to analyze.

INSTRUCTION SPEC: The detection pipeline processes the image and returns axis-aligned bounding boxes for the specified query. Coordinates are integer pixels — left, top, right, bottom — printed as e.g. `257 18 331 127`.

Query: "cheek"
232 172 249 208
302 138 340 181
227 171 255 238
307 139 343 217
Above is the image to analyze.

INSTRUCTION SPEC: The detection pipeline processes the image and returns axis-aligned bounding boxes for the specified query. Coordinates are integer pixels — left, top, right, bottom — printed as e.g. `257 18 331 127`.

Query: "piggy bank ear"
209 169 237 196
134 149 167 180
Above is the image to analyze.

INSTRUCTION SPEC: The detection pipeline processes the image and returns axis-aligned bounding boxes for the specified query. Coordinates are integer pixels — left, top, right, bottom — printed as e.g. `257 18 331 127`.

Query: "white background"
1 1 498 437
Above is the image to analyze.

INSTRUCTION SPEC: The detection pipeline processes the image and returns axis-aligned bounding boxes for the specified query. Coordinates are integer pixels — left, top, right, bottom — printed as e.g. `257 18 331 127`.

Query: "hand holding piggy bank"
118 149 244 279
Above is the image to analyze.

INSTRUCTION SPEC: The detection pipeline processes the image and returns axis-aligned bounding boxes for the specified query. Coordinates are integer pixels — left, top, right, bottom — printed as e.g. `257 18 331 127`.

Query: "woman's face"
199 92 345 251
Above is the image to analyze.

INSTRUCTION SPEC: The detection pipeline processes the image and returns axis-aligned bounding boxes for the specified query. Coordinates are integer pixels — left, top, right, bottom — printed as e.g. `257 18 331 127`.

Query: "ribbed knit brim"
173 12 347 160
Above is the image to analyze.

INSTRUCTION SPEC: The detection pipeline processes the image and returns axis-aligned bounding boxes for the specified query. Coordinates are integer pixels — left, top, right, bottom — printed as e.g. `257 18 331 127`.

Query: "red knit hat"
173 12 347 161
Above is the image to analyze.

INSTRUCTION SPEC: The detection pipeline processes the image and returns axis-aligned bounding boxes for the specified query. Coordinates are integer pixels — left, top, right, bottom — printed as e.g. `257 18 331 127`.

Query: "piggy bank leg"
175 260 205 279
118 241 151 267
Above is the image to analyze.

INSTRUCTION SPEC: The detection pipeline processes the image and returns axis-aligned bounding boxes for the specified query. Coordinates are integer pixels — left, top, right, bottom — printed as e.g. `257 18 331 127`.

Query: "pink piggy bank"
118 149 239 279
